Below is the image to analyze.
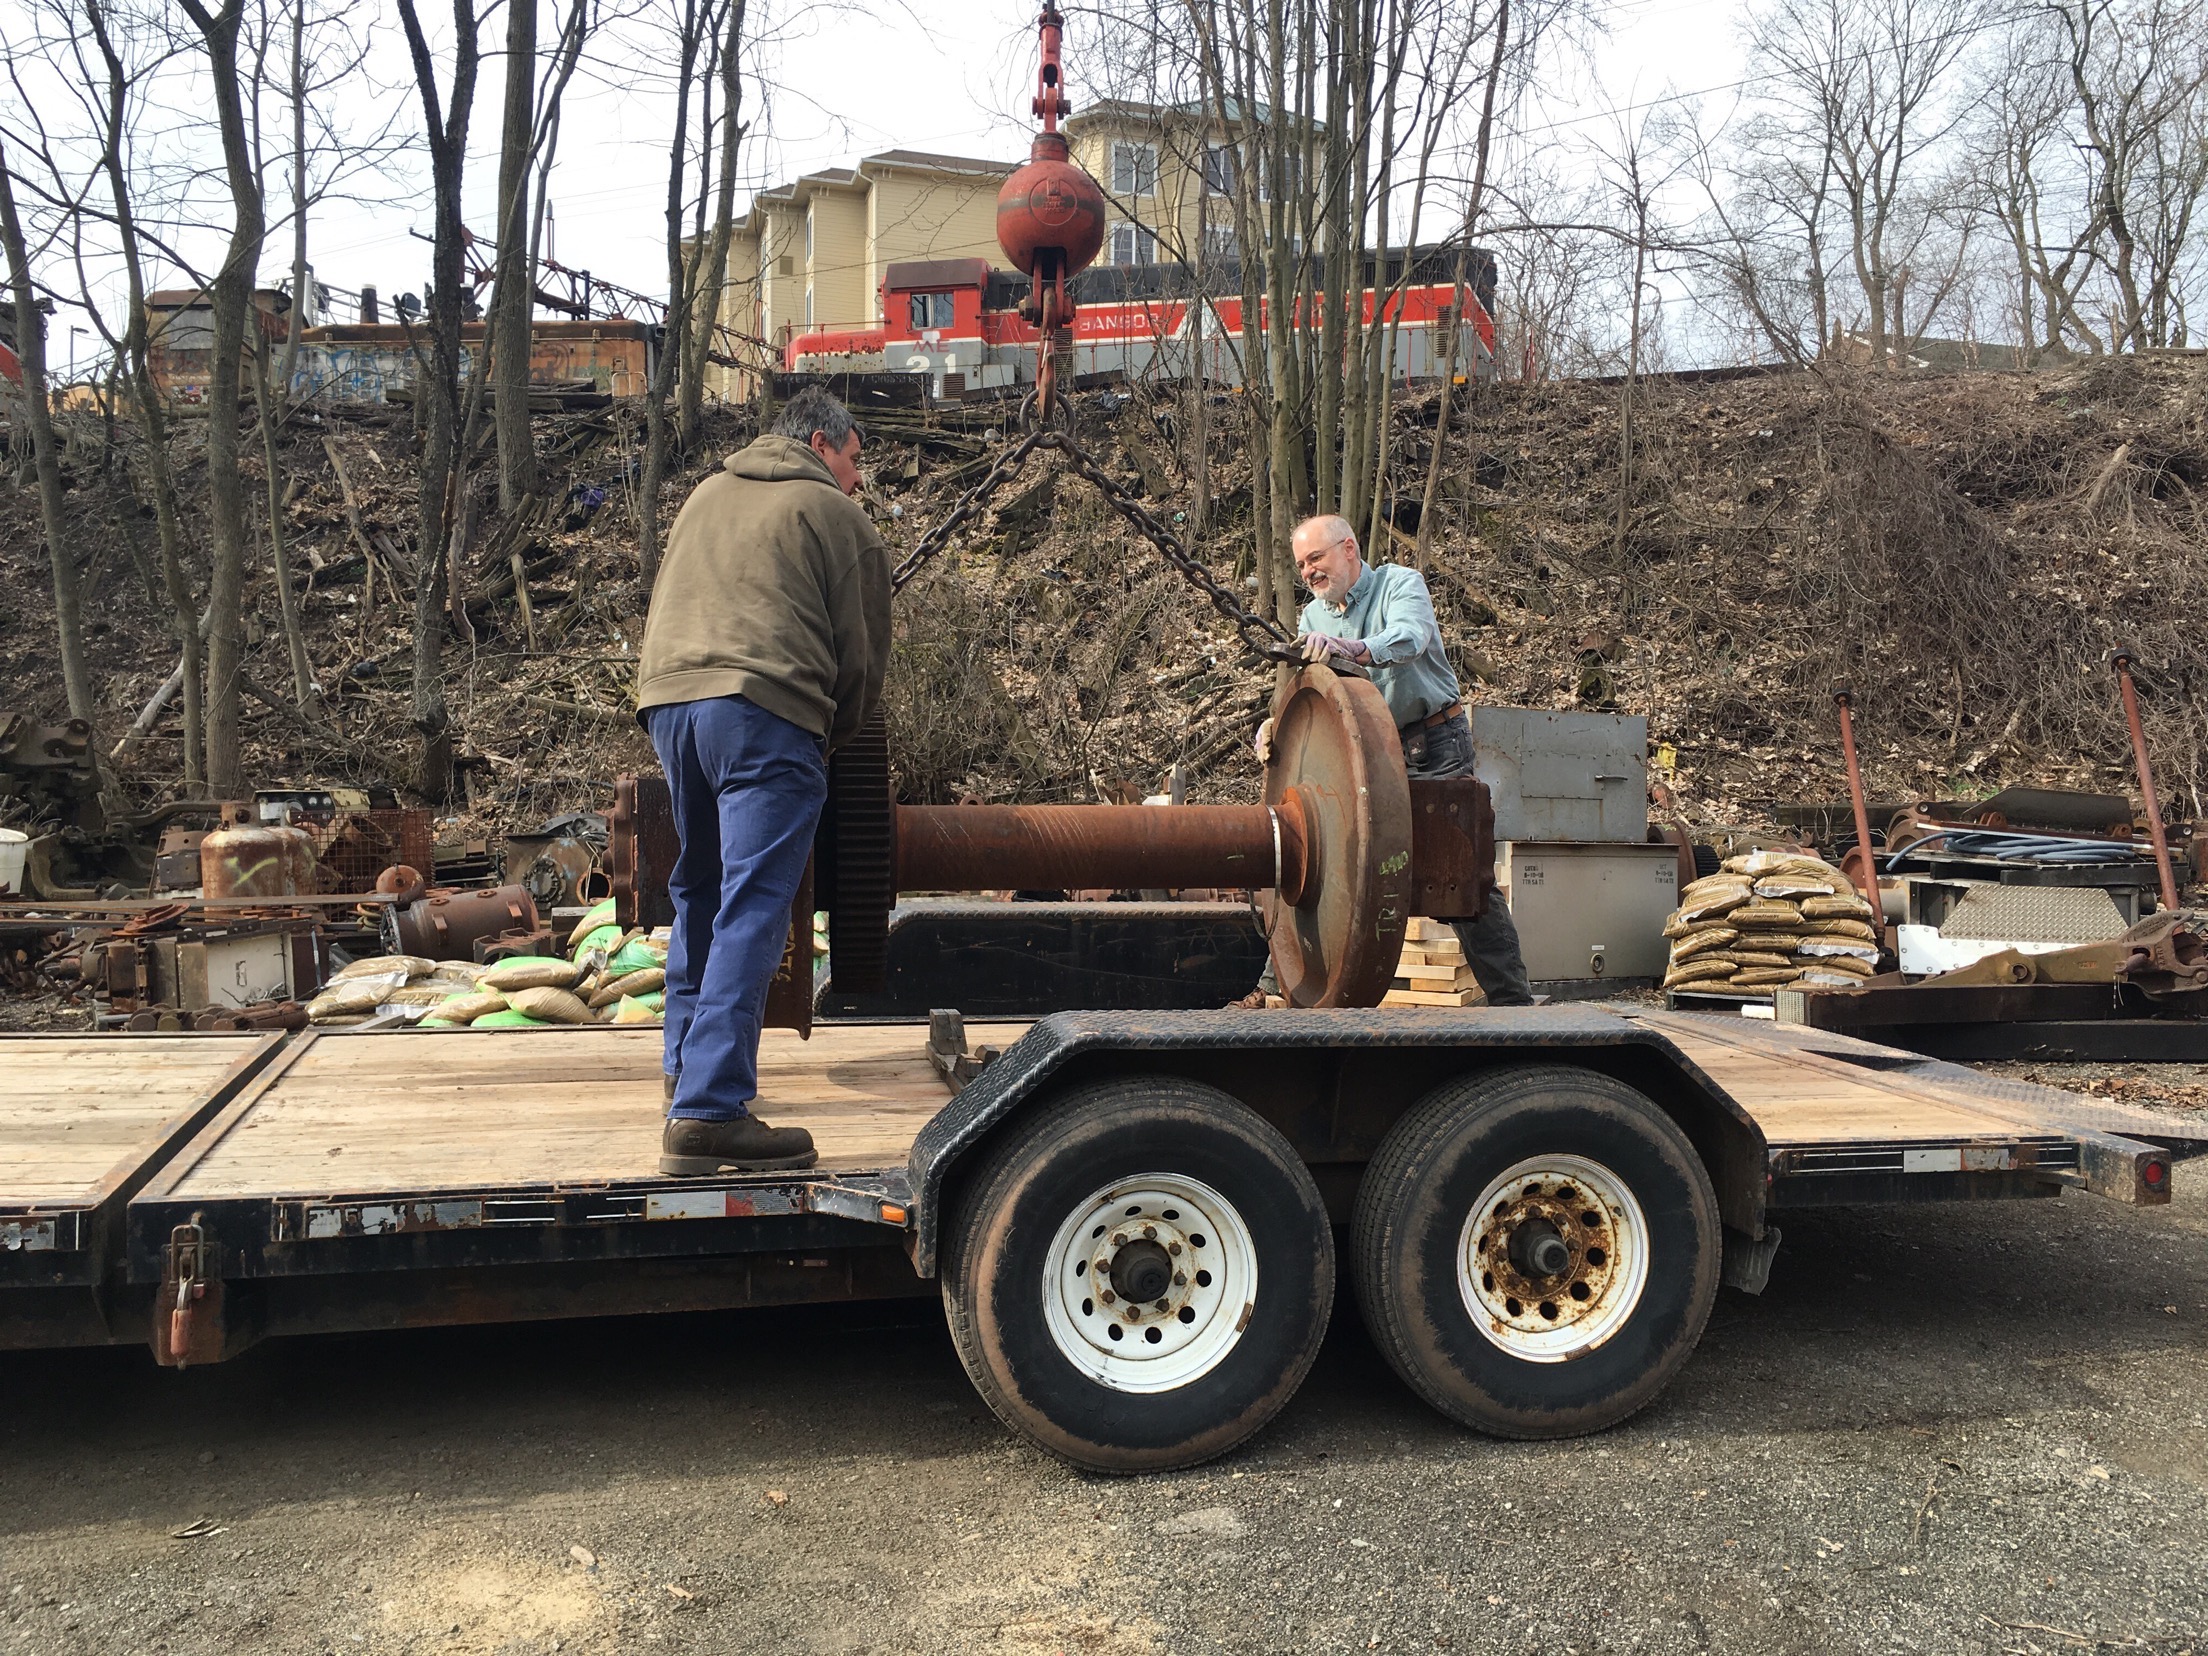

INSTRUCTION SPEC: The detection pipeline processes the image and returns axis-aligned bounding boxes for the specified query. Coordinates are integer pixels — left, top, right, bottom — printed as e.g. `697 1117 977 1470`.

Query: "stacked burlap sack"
306 898 670 1028
1661 850 1882 995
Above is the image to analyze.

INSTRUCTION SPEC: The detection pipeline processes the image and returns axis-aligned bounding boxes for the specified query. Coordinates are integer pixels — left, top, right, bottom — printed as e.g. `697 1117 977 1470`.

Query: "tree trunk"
182 0 265 794
491 0 540 510
86 0 203 787
1413 0 1510 569
679 0 748 449
251 330 315 705
277 0 308 396
639 0 709 593
395 0 483 800
0 147 96 726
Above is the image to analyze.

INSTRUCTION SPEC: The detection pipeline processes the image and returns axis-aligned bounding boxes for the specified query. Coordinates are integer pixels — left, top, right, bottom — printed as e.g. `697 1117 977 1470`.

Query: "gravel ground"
3 1111 2204 1656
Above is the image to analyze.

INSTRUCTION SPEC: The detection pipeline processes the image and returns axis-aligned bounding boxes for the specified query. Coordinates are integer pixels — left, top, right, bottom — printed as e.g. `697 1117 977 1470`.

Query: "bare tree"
0 143 95 727
267 1 384 396
678 0 747 451
179 0 266 793
1745 0 1972 366
78 0 206 786
636 0 743 591
2054 0 2208 349
490 0 540 509
1094 0 1536 616
395 0 483 799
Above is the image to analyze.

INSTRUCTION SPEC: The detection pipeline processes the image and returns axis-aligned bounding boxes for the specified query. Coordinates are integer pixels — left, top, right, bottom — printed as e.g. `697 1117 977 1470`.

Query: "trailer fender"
905 1008 1770 1277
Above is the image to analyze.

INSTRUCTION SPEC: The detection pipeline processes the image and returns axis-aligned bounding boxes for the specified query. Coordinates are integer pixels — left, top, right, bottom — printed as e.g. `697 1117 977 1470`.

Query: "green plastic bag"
570 925 622 962
608 937 665 976
473 1008 552 1029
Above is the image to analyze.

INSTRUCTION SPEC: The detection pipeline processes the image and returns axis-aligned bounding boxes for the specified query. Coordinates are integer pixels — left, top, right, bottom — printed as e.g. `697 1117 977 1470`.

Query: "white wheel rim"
1042 1173 1258 1394
1456 1153 1649 1364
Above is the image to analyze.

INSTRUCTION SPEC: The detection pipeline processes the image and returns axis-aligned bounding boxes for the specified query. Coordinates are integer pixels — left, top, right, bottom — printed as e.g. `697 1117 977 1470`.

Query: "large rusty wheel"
1262 664 1413 1007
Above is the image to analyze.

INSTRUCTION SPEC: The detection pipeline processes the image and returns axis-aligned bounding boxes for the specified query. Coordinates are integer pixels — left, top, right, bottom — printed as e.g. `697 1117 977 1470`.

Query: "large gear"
818 710 894 994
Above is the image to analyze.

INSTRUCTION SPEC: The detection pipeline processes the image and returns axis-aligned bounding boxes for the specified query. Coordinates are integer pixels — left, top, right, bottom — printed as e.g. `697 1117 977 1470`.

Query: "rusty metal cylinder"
386 883 539 961
200 815 292 900
895 803 1291 894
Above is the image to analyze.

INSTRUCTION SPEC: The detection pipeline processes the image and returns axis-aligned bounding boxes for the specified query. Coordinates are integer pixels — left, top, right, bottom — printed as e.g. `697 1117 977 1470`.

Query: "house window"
1111 141 1158 196
1203 144 1238 196
805 210 814 260
908 292 957 331
1202 224 1238 264
805 285 814 325
1110 223 1157 266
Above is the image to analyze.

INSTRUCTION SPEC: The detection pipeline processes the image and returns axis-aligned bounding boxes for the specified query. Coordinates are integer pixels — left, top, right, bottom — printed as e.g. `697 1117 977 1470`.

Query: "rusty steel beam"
1832 685 1880 911
2108 647 2182 913
894 801 1296 895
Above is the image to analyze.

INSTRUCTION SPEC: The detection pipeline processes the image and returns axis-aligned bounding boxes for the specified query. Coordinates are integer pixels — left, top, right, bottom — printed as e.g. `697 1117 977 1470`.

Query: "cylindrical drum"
896 804 1283 894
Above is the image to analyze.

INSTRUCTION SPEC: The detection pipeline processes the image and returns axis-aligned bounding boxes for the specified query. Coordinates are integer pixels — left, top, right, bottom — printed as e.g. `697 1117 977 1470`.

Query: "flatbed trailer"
4 1007 2202 1470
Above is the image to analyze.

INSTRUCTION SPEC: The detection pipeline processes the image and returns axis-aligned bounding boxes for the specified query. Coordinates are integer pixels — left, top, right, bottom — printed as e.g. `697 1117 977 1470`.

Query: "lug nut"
1167 1241 1182 1256
1126 1307 1140 1322
1143 1224 1157 1239
1173 1271 1187 1286
1111 1232 1126 1247
1100 1289 1116 1304
1154 1298 1170 1312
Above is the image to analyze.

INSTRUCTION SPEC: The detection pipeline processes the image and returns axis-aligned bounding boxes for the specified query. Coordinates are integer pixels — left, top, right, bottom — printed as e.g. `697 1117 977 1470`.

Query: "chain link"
888 409 1295 661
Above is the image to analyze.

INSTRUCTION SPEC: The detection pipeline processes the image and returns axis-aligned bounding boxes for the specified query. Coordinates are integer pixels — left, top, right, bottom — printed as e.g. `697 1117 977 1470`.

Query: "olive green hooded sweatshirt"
635 435 891 754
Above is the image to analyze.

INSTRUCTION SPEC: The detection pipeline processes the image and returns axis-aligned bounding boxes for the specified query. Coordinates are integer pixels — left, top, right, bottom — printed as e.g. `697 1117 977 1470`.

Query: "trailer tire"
1353 1063 1719 1439
943 1077 1333 1473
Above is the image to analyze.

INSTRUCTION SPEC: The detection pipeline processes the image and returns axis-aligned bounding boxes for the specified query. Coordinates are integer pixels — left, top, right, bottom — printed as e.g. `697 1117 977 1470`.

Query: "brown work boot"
660 1114 818 1175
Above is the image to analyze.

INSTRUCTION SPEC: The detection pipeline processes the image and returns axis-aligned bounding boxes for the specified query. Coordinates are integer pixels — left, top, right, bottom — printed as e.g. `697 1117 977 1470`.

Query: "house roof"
863 149 1016 176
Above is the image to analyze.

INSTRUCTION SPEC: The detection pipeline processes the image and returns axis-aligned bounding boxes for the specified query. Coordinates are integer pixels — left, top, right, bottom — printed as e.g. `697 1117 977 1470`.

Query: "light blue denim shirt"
1298 561 1462 729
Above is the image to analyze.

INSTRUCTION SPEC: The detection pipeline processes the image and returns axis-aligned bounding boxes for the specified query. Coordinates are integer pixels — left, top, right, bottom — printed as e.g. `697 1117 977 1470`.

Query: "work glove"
1253 717 1274 765
1298 632 1370 665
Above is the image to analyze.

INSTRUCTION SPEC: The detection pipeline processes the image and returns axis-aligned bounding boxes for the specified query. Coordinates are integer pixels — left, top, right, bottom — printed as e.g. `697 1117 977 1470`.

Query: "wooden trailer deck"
2 1012 2184 1224
144 1023 1031 1200
0 1033 279 1274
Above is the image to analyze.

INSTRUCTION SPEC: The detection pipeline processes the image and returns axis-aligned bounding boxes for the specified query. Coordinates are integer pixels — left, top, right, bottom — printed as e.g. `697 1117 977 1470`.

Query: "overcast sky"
279 0 1748 327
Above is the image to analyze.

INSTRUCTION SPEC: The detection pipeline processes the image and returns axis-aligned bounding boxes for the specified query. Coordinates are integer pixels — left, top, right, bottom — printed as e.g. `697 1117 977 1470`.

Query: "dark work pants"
645 695 827 1121
1401 711 1534 1006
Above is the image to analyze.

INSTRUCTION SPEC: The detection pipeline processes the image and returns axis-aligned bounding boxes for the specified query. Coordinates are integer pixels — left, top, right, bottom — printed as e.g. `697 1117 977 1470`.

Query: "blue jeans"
644 696 827 1121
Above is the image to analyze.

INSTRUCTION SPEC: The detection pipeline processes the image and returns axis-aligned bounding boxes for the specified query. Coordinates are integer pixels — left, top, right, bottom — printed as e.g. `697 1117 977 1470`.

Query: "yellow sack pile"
307 932 674 1030
1662 851 1880 996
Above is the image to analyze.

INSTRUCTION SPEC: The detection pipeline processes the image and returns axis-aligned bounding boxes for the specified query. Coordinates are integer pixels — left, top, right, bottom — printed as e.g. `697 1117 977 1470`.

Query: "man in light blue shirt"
1243 513 1532 1007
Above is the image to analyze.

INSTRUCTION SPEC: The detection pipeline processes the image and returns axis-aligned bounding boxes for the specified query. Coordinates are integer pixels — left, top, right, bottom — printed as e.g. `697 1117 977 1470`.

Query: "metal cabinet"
1470 709 1648 842
1496 841 1679 985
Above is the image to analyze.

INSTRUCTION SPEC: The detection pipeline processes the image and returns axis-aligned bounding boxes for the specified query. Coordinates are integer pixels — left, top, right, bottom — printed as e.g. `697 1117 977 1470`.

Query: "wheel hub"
1457 1154 1650 1363
1043 1174 1257 1393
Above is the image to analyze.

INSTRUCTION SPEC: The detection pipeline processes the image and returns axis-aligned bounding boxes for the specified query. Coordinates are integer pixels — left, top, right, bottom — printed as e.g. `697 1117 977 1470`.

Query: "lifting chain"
889 409 1296 662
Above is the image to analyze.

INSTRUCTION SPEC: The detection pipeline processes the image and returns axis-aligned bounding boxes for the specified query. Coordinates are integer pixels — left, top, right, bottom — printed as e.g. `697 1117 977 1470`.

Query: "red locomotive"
783 246 1497 395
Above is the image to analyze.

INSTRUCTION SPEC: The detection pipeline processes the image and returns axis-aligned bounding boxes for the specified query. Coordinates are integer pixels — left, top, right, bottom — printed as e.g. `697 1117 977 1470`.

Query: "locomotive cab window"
908 292 957 331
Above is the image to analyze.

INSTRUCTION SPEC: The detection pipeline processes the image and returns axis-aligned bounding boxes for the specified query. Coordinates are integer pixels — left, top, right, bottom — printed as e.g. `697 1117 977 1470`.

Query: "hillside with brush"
4 356 2204 844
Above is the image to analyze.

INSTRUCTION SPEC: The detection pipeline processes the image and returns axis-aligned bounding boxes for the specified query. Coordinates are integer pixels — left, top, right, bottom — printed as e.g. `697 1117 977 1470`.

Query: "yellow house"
1064 99 1305 271
704 113 1309 396
711 150 1015 371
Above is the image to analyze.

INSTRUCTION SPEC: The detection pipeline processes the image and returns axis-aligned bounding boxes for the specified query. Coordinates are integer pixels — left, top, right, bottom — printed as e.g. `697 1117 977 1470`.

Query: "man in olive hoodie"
636 388 890 1173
